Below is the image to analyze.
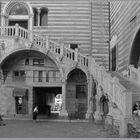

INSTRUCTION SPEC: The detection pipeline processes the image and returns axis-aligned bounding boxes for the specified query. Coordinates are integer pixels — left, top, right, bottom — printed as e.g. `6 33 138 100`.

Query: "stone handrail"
78 53 89 67
33 33 46 48
18 26 29 40
90 57 131 116
63 46 77 61
129 65 140 82
49 40 61 55
0 26 16 37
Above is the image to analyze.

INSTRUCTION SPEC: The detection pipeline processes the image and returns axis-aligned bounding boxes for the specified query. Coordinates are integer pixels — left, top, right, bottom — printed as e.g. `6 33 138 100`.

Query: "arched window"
9 3 28 15
33 8 38 26
40 7 48 26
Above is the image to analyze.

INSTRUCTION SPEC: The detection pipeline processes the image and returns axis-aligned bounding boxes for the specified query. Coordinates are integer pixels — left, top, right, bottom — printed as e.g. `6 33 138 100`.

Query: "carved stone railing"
129 65 140 83
0 25 132 118
0 26 16 37
89 57 132 117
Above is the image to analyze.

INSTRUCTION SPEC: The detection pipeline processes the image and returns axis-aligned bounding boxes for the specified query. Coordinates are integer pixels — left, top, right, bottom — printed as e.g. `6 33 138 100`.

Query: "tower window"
70 44 78 50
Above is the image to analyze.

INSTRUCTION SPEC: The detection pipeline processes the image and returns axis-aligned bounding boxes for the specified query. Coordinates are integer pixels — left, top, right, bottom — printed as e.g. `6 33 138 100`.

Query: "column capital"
37 7 41 14
61 77 67 84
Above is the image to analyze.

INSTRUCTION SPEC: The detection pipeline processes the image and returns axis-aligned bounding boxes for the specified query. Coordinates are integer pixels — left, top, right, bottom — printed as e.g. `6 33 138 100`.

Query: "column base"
85 111 93 120
94 111 103 121
59 109 68 119
119 116 133 138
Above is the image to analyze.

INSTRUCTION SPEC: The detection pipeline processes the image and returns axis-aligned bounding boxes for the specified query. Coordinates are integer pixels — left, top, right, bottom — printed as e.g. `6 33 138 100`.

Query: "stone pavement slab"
0 120 118 138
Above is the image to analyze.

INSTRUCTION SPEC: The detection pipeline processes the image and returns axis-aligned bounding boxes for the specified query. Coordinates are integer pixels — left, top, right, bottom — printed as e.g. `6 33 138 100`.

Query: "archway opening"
66 68 87 119
33 87 62 118
130 29 140 68
0 50 62 117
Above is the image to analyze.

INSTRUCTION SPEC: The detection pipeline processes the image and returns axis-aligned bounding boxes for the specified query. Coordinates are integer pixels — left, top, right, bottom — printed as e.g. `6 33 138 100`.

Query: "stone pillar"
60 78 68 118
28 87 33 116
37 8 41 26
86 75 93 119
1 14 6 26
29 14 33 42
94 85 104 121
119 115 133 137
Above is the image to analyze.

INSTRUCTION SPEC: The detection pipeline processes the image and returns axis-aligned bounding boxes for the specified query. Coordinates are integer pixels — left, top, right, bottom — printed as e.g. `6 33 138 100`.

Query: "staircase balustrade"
129 65 140 83
0 26 16 37
0 25 132 117
90 57 131 116
49 40 61 54
63 47 76 61
33 33 46 48
18 26 29 40
78 53 89 67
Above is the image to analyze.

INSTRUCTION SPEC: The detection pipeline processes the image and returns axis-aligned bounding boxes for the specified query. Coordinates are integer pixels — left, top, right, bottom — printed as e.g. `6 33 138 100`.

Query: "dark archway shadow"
130 29 140 68
66 68 88 119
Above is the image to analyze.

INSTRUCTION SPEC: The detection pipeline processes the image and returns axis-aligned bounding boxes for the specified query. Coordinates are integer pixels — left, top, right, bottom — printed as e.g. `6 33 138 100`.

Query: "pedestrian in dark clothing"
0 114 5 126
33 106 38 122
100 93 109 116
100 93 109 129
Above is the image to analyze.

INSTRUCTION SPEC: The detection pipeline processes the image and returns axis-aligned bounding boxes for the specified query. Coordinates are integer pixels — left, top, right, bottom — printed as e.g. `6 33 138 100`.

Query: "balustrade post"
45 35 49 49
29 31 33 42
1 26 4 36
15 24 19 37
75 48 78 62
60 43 64 56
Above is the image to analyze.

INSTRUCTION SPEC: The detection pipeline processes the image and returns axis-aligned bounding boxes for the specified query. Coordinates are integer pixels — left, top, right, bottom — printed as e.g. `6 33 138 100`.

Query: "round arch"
1 0 33 30
66 67 88 119
2 0 33 16
0 48 64 78
128 22 140 67
65 65 89 81
129 28 140 68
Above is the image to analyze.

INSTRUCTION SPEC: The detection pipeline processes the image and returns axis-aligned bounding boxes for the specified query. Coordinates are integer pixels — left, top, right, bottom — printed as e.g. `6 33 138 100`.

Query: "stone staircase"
0 25 138 137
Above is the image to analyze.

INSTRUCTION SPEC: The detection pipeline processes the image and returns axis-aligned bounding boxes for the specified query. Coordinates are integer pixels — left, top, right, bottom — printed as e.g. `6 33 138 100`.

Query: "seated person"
133 101 140 118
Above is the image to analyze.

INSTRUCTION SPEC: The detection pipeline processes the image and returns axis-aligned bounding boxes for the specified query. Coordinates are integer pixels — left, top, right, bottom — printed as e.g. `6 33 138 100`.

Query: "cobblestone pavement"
0 120 118 138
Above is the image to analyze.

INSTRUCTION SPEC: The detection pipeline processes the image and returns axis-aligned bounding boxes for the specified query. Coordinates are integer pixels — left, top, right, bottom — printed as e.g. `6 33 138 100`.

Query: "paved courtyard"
0 119 118 138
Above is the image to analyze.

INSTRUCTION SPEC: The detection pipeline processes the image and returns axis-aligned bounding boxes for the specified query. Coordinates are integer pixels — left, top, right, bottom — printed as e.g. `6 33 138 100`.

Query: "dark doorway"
67 68 87 119
9 20 28 29
33 87 61 117
15 96 27 114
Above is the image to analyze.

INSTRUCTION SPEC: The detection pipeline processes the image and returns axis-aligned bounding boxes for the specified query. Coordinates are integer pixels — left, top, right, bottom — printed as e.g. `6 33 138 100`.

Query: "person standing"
100 93 109 129
33 106 38 122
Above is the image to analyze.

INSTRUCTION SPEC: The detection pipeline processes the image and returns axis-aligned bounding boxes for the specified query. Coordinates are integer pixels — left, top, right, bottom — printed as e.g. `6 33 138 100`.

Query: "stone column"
1 13 7 26
119 115 133 137
86 75 93 119
28 87 33 116
29 14 33 42
37 8 41 26
94 85 104 121
60 78 68 118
